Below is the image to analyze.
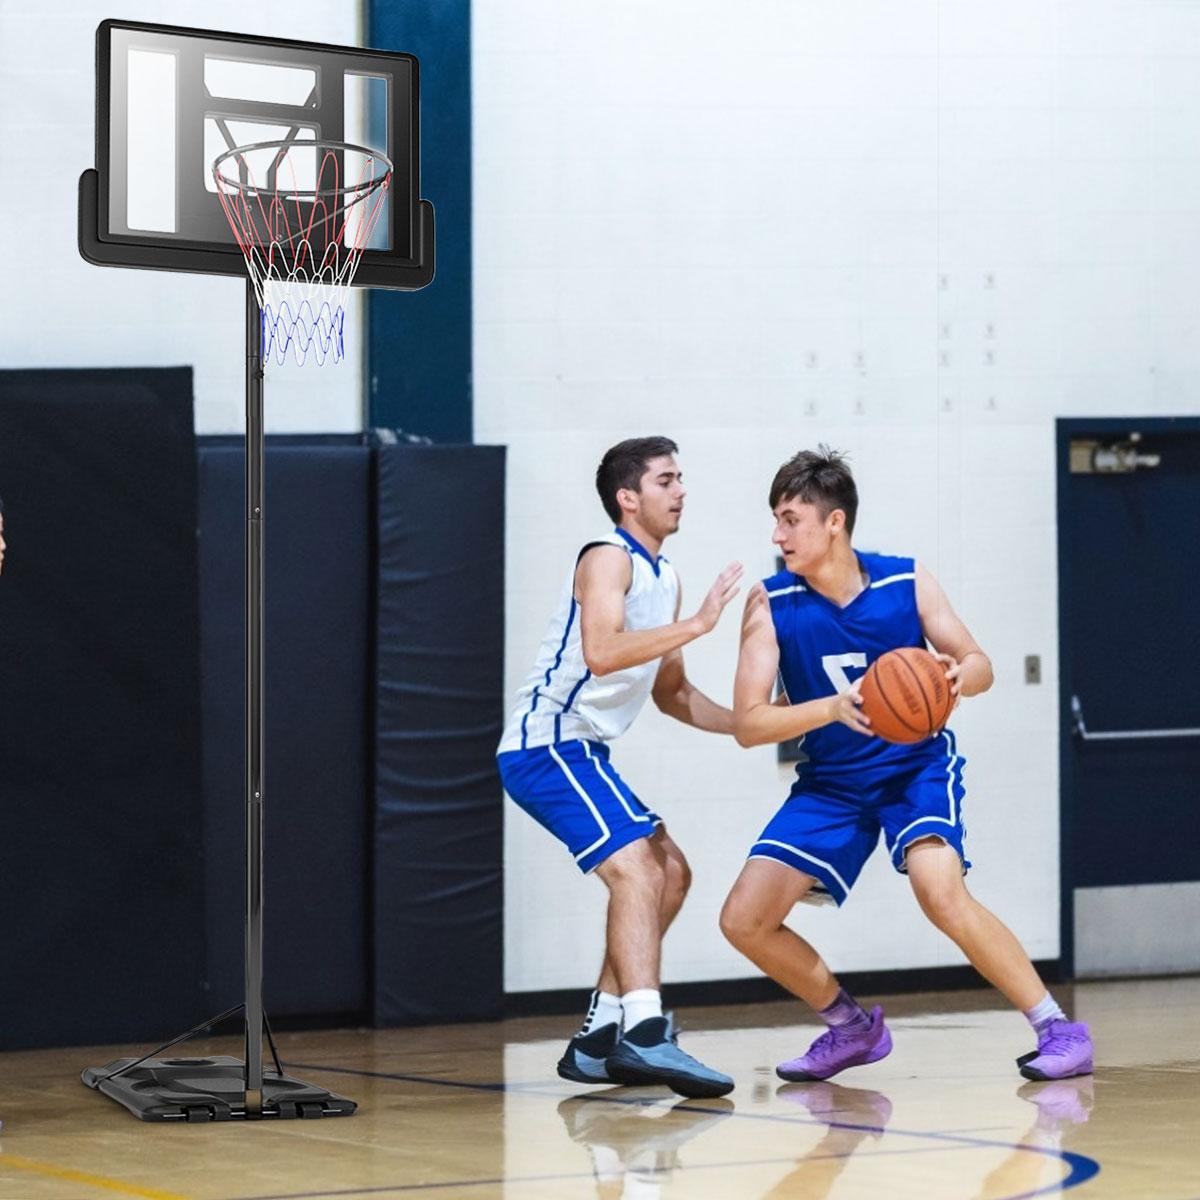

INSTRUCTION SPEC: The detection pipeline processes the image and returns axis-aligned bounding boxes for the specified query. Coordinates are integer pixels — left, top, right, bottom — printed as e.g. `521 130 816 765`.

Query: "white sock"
579 989 623 1035
620 988 663 1029
1024 992 1067 1032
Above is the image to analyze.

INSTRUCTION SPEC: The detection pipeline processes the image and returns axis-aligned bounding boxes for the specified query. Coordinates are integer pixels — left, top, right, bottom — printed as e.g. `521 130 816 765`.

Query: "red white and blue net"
213 141 392 365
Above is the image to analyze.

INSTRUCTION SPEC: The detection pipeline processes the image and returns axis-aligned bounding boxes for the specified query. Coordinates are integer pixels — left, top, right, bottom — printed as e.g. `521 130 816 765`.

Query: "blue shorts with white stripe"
751 731 970 906
498 740 661 874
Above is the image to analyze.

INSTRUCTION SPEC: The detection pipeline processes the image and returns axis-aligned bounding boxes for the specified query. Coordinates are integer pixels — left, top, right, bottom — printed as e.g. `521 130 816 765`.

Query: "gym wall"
476 1 1200 994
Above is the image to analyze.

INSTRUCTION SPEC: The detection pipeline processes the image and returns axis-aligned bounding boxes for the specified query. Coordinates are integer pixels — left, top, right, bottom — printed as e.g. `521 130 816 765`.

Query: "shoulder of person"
574 540 633 589
761 567 802 596
860 550 916 578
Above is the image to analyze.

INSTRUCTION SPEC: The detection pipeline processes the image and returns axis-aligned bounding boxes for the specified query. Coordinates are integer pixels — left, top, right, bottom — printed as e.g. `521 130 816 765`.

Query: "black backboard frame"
79 19 433 290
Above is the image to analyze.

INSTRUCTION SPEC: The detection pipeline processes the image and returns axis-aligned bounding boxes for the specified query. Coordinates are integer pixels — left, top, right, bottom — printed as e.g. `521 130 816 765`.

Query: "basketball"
858 647 954 744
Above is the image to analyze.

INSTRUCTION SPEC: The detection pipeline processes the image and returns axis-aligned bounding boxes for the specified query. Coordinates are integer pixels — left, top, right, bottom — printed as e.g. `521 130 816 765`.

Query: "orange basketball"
858 647 954 744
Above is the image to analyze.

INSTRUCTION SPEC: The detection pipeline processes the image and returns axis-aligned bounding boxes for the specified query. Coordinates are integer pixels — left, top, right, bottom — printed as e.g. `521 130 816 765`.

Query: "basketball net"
213 140 392 365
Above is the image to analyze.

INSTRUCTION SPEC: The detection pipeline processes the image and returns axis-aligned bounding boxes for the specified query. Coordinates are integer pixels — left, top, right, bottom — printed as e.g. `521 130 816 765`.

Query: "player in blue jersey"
498 436 744 1098
720 447 1092 1083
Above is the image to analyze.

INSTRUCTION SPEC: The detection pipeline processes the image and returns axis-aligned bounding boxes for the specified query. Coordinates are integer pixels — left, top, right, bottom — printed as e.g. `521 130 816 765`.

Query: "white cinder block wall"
0 0 364 433
476 0 1200 994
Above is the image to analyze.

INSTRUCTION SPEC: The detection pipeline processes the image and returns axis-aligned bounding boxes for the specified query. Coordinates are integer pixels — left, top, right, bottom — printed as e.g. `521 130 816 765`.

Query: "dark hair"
768 445 858 535
595 436 679 523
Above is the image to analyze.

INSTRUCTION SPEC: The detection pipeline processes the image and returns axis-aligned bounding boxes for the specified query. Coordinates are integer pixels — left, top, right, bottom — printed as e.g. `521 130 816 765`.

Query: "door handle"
1070 694 1200 742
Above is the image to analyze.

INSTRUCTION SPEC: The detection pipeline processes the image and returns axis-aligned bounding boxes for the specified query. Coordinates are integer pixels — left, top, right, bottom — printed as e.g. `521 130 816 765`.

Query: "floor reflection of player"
759 1082 892 1200
971 1077 1094 1200
557 1093 734 1200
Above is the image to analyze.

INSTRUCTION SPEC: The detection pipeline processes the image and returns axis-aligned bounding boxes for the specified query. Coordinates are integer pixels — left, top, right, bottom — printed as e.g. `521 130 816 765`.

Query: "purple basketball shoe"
776 1007 893 1082
1016 1020 1094 1081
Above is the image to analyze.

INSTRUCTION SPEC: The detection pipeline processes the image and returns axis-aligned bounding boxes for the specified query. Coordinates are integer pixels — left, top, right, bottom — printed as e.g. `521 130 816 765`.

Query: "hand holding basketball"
933 651 963 709
858 646 955 744
828 682 872 736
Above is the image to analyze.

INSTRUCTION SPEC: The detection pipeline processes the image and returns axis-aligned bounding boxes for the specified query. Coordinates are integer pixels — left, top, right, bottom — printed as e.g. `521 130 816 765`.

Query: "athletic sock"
819 987 872 1032
578 989 623 1036
620 988 663 1030
1024 992 1067 1034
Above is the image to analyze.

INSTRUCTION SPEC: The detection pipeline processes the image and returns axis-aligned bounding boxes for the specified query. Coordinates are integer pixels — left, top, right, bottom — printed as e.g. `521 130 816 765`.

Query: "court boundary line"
0 1152 190 1200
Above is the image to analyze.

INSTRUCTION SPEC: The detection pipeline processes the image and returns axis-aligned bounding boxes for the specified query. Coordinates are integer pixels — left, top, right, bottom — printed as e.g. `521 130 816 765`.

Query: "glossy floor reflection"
0 975 1196 1199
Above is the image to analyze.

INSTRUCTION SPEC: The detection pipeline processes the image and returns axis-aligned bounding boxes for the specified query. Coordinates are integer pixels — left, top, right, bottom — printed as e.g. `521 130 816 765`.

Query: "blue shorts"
750 732 970 906
497 740 662 874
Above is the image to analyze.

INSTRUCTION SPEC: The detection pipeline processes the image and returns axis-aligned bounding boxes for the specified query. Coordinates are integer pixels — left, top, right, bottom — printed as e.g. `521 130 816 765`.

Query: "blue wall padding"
198 441 372 1019
373 443 505 1024
0 367 205 1050
0 413 505 1049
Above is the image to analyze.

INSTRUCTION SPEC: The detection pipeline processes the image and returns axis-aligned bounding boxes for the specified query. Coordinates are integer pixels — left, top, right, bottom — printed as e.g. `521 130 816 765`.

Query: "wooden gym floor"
0 974 1196 1200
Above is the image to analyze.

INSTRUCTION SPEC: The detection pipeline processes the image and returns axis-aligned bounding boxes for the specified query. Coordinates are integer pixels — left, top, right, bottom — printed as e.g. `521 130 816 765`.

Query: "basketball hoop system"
79 21 436 1123
213 139 392 365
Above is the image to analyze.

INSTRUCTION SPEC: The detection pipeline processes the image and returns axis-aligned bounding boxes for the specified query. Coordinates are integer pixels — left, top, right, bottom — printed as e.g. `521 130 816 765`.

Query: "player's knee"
600 837 667 897
664 852 692 905
913 877 970 933
719 891 764 950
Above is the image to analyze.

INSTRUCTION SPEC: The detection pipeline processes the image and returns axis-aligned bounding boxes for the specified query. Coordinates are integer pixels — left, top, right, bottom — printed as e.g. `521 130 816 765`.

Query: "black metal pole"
244 278 265 1117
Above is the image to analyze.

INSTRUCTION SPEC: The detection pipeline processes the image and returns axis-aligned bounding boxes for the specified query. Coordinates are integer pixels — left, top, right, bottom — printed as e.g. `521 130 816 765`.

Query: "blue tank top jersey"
766 551 948 783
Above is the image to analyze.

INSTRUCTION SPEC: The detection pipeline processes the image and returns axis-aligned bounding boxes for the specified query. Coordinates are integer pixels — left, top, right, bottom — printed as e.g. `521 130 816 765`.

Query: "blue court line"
258 1061 1099 1200
287 1063 507 1092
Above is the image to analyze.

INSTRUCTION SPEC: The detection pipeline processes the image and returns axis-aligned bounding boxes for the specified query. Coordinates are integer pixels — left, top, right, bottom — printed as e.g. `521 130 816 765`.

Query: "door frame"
1056 414 1200 978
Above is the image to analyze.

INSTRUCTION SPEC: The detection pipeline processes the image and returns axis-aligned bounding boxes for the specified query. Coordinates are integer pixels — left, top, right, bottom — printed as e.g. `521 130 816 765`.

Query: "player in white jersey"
498 437 743 1098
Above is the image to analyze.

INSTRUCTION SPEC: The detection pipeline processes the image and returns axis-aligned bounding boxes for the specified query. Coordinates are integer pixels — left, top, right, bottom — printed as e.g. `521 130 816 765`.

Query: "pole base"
81 1055 356 1122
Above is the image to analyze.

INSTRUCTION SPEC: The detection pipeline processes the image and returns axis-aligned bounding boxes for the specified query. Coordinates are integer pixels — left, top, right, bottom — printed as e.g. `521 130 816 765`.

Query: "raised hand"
695 561 745 633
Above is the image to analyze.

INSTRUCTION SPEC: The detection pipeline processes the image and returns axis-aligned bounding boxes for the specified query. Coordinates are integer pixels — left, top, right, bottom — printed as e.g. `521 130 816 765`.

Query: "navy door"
1058 419 1200 977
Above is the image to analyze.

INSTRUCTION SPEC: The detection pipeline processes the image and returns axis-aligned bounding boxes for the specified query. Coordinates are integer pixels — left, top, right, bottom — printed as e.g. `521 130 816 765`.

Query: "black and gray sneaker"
557 1021 621 1084
605 1016 734 1098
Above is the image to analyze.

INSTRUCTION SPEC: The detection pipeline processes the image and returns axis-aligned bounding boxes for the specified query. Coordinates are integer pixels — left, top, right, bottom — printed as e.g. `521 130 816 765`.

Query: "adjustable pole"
80 276 356 1123
244 278 265 1116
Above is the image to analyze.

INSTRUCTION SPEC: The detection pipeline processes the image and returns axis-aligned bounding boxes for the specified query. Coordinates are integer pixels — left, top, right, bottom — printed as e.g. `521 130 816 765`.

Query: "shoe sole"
1017 1060 1094 1082
1015 1047 1094 1082
557 1059 613 1085
606 1055 734 1098
776 1029 894 1082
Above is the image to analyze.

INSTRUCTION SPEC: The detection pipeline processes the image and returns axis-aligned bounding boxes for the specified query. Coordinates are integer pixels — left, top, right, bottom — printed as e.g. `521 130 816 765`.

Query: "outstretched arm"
651 587 735 733
915 562 993 698
652 649 734 733
732 583 870 747
577 547 743 677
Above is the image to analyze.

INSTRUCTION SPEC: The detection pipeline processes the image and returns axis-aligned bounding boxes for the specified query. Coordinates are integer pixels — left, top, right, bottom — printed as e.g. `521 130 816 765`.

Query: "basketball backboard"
79 20 434 290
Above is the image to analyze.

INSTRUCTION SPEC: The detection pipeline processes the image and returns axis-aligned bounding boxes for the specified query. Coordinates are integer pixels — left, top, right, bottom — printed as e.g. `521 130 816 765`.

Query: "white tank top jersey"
498 530 680 752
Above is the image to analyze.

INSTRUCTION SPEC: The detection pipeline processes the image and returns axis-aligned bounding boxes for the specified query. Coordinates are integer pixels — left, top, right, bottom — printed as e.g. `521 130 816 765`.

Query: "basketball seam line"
895 650 935 735
871 658 923 738
870 660 916 738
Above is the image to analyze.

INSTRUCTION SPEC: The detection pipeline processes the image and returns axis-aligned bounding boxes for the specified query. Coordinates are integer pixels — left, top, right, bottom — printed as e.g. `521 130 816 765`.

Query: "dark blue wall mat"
373 443 505 1024
0 367 205 1050
198 441 371 1020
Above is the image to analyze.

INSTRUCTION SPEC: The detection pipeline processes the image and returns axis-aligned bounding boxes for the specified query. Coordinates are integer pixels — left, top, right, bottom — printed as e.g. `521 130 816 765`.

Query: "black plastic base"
81 1055 356 1122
